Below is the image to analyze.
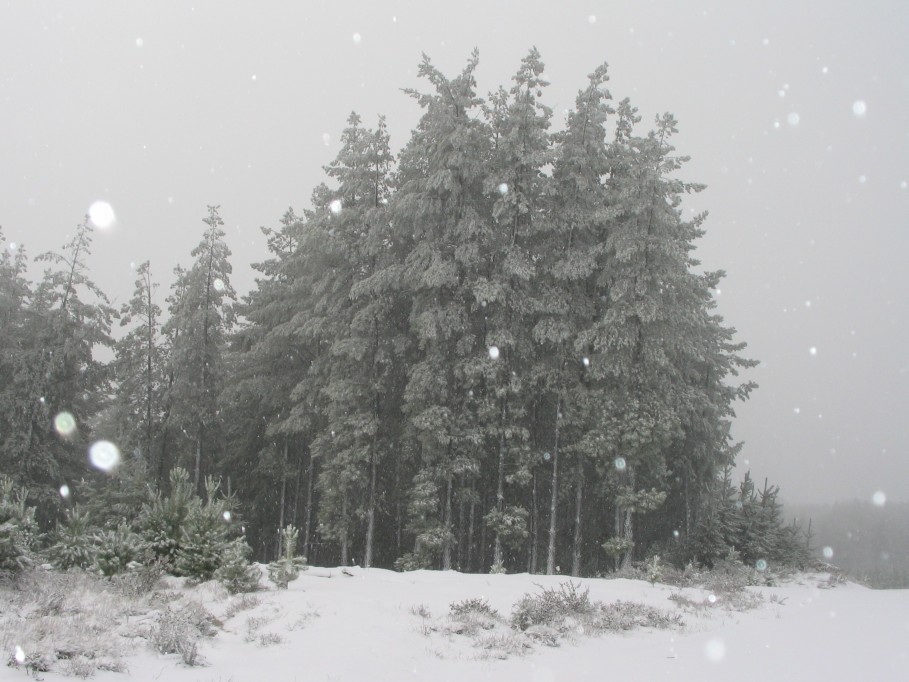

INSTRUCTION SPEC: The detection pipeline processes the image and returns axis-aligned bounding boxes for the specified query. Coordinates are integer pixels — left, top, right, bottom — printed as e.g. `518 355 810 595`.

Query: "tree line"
2 49 805 576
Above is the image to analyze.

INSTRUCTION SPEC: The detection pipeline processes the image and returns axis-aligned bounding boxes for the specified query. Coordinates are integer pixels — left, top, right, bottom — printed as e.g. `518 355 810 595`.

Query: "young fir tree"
113 261 166 485
392 51 492 570
164 206 236 493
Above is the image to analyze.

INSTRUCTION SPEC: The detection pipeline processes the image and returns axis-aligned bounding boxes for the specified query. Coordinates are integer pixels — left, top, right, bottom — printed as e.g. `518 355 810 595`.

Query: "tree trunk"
529 467 538 573
365 430 377 568
279 441 288 531
442 475 453 570
546 394 562 575
621 508 633 570
493 397 508 568
340 493 349 566
457 474 467 571
467 487 476 573
572 459 584 577
193 428 203 493
683 467 691 540
303 453 314 561
478 493 487 573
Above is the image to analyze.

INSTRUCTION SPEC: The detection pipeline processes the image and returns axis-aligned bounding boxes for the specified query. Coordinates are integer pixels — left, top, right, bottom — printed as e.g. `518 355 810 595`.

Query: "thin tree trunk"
478 493 487 573
365 424 378 568
530 467 538 574
303 452 314 560
340 493 349 566
292 450 303 527
546 393 562 575
614 503 622 572
279 440 288 531
457 474 467 571
493 397 508 568
442 475 453 570
193 428 203 493
467 486 476 572
621 508 633 570
572 459 584 577
684 468 691 540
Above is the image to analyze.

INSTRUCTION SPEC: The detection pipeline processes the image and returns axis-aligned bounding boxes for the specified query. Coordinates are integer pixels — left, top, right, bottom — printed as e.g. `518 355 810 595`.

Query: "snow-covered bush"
215 537 262 594
47 507 95 570
95 523 145 576
0 476 37 573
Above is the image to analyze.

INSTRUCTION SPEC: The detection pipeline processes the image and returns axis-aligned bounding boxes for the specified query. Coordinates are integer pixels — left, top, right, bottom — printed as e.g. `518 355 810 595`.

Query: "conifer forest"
0 50 812 579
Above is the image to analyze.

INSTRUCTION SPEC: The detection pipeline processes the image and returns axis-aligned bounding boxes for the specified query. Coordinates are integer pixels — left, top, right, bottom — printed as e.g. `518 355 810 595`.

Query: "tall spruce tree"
164 206 235 493
221 208 309 560
18 218 114 515
533 63 614 574
392 51 492 570
0 233 32 481
113 261 166 484
477 47 552 571
315 113 404 568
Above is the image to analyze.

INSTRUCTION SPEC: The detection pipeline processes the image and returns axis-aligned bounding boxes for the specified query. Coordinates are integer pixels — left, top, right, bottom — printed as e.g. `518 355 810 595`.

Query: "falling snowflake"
705 638 726 662
488 345 500 360
852 100 867 118
54 411 77 437
89 201 115 229
89 440 121 473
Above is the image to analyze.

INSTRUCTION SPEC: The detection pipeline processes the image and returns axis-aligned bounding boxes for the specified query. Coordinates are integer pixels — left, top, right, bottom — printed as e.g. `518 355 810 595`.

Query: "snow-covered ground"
17 567 909 682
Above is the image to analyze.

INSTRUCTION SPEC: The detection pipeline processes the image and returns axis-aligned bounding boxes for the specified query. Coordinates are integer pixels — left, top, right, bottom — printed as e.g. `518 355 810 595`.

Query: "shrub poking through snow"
511 581 592 631
149 601 218 666
446 598 502 637
267 524 307 589
511 581 681 641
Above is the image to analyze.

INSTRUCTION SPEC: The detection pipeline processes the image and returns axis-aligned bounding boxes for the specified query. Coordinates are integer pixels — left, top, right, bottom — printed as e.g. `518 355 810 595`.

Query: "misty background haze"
1 0 906 506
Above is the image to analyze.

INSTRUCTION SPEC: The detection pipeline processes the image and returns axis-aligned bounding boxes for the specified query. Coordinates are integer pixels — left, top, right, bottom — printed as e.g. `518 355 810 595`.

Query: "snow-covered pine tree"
113 261 166 485
316 113 404 568
0 231 33 484
534 63 614 575
476 47 552 572
392 51 492 570
163 207 236 493
22 218 114 515
582 104 707 569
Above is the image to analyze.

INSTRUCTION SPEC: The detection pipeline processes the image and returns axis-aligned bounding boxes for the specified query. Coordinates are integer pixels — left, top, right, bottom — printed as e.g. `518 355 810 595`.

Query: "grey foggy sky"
1 0 906 505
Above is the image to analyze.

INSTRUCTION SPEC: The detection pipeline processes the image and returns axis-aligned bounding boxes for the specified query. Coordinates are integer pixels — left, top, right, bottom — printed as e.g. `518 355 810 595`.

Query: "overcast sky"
1 0 906 506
